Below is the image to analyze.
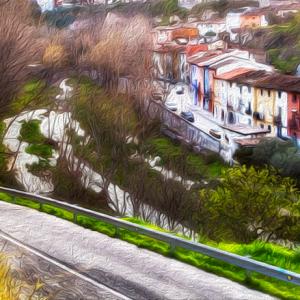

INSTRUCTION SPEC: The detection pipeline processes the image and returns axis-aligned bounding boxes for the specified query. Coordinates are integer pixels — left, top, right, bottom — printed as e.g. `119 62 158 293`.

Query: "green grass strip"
76 214 116 237
0 192 40 210
41 204 74 222
118 228 170 256
15 198 41 210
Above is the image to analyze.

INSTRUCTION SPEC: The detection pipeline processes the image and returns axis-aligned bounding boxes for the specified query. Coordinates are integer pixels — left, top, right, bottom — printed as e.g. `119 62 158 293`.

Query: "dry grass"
0 252 45 300
43 43 68 69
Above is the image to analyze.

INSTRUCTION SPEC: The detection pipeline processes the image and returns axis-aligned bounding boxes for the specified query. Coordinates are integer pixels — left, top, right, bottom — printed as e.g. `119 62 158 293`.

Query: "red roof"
186 44 209 56
215 68 255 80
171 28 199 39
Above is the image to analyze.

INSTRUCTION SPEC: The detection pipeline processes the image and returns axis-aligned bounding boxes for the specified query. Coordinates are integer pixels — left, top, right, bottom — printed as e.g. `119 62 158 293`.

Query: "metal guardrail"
0 186 299 286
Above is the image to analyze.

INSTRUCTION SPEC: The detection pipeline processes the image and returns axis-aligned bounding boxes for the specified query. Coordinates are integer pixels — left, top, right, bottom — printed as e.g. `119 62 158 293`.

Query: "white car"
165 100 178 111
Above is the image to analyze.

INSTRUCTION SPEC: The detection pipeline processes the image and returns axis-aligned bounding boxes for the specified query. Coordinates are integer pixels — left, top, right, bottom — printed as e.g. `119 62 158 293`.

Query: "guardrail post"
73 212 77 223
115 227 120 238
245 255 252 283
12 196 16 204
169 242 176 257
39 202 43 211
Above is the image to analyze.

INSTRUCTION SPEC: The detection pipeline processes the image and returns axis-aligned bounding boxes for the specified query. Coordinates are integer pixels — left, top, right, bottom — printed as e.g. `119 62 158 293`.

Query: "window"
225 135 229 143
268 125 272 132
260 123 264 129
248 86 251 93
186 75 190 84
268 90 271 97
230 82 233 88
228 111 236 124
239 86 242 94
260 89 263 96
278 91 282 98
293 94 298 103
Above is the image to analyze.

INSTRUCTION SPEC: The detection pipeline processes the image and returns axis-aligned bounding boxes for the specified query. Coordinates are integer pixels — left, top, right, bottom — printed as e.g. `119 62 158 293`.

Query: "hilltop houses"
152 21 300 145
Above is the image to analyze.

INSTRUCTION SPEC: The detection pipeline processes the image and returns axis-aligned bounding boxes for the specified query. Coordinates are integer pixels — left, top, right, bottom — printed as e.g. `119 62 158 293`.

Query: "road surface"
0 201 276 300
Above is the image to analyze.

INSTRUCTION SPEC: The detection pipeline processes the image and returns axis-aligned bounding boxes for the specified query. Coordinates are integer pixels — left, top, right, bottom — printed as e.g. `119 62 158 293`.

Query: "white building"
214 69 255 126
36 0 56 12
259 0 270 7
225 7 252 40
178 0 208 9
274 90 288 137
194 19 226 37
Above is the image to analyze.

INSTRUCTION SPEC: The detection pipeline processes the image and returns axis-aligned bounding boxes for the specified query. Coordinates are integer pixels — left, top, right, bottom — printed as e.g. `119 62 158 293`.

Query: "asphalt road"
0 202 277 300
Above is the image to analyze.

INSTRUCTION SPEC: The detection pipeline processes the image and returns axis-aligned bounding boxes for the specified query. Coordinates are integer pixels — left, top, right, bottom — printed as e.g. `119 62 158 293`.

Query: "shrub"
200 165 300 243
19 120 45 144
235 138 300 184
43 43 68 69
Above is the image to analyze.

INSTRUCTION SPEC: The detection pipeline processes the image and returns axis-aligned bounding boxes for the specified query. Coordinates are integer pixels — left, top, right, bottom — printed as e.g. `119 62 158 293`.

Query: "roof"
275 3 300 11
224 70 300 93
171 27 199 39
153 44 186 53
242 10 267 16
228 7 251 14
215 68 255 80
186 44 209 56
154 24 181 31
187 50 248 67
230 70 269 85
189 18 225 25
187 51 223 65
254 73 300 93
234 137 265 147
209 57 255 70
222 124 270 135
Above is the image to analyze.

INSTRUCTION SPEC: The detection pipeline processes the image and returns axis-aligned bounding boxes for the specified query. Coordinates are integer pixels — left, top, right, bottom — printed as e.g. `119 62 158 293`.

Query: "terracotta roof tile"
215 68 255 80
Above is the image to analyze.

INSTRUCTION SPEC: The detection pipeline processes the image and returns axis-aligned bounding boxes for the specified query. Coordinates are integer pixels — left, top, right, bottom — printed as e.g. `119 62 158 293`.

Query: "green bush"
26 144 53 159
200 165 300 243
235 138 300 184
19 120 45 144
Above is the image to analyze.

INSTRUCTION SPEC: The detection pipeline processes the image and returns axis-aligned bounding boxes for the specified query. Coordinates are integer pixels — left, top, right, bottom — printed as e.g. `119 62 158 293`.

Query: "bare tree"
0 0 42 116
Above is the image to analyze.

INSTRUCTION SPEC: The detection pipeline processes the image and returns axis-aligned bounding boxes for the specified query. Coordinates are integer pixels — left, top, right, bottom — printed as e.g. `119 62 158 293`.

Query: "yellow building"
253 87 276 135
